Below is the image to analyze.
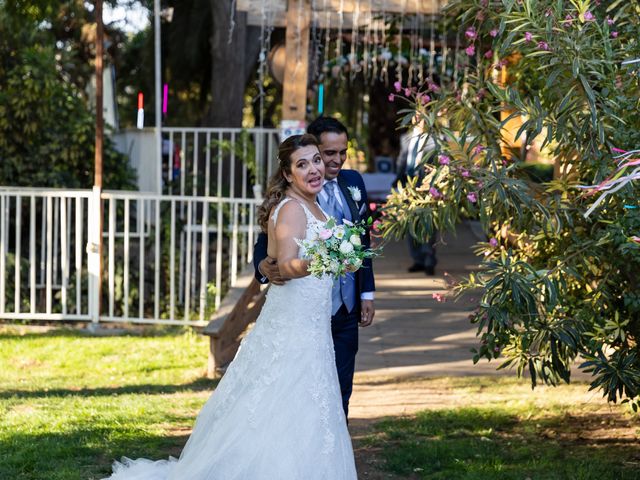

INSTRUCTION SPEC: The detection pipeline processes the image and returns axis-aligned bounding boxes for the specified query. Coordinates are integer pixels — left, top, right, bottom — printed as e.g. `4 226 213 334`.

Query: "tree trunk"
204 0 261 127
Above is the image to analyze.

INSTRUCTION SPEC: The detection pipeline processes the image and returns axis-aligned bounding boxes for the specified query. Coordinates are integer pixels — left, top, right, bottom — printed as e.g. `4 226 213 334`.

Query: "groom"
253 117 376 419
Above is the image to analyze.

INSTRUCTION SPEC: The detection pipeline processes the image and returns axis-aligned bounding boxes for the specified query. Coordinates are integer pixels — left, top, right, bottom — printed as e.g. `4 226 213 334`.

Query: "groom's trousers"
331 304 360 419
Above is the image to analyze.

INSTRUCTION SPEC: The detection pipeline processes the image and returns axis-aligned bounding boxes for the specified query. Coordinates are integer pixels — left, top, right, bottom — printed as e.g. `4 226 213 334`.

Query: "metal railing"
0 187 261 327
161 127 279 198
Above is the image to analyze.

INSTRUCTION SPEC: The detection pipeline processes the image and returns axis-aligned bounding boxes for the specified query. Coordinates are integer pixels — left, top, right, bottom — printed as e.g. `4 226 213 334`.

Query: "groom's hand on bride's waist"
258 256 289 285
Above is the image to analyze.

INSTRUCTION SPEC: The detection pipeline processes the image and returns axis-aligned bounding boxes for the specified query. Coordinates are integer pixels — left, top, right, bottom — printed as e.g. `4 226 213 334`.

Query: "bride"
103 134 358 479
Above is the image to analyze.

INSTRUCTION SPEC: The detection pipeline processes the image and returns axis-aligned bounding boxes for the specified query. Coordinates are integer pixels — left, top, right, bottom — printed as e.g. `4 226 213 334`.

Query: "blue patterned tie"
323 181 343 224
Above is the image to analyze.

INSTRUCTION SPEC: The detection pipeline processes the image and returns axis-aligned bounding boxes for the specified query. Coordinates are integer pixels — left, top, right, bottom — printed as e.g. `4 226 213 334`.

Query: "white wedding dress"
104 198 357 480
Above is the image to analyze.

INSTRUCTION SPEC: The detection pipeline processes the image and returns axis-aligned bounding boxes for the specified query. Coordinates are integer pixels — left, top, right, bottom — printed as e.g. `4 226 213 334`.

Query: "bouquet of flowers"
296 217 379 279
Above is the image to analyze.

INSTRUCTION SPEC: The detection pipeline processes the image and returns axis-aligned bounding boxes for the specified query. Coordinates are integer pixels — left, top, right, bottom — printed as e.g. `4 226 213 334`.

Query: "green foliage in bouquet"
381 0 640 409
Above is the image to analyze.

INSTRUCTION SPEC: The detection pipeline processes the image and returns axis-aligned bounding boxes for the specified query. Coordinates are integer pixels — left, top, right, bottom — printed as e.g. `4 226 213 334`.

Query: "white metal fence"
1 127 279 326
0 187 261 327
161 127 279 198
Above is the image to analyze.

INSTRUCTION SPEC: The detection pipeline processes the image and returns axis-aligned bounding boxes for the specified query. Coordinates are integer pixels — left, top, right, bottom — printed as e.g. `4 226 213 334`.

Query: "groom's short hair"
307 117 349 141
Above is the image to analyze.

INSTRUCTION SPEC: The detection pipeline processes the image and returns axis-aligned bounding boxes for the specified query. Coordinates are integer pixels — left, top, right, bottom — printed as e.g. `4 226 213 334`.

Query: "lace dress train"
104 198 357 480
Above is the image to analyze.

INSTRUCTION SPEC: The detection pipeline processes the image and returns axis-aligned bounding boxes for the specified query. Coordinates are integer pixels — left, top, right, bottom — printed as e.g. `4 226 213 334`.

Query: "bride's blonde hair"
257 134 319 232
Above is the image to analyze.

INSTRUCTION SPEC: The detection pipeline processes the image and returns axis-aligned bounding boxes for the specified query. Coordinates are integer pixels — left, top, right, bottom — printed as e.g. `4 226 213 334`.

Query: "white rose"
349 234 361 246
339 241 354 254
348 186 362 202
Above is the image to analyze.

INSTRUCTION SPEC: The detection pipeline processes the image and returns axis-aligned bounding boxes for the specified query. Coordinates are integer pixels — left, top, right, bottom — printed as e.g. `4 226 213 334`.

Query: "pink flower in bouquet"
611 31 618 38
465 27 477 40
524 32 533 42
583 11 594 22
429 187 442 199
473 145 486 155
465 44 476 56
404 87 412 96
607 17 615 25
537 41 550 51
461 169 470 177
369 202 377 212
372 220 382 232
489 238 498 247
467 192 478 203
388 93 395 102
484 49 494 59
489 28 499 37
319 229 333 240
393 81 402 92
438 154 450 165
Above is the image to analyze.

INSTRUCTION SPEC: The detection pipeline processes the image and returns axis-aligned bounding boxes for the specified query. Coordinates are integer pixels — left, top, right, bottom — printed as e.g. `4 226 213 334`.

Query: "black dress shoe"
408 263 425 272
425 265 435 276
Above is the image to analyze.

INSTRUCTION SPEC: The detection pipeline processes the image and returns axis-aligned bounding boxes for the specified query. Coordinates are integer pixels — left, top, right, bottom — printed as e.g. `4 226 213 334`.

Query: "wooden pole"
94 0 104 323
282 0 311 123
95 0 104 189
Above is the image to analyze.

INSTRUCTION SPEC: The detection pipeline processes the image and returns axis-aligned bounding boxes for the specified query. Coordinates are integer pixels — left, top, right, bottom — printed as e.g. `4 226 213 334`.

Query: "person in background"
396 117 438 275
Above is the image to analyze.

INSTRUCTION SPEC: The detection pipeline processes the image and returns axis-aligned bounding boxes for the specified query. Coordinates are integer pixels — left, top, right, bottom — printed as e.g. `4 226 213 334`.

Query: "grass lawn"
1 326 638 480
362 377 640 480
0 325 214 480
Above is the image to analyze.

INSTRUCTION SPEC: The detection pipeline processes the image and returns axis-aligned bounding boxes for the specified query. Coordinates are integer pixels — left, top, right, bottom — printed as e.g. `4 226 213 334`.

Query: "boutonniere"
347 186 362 203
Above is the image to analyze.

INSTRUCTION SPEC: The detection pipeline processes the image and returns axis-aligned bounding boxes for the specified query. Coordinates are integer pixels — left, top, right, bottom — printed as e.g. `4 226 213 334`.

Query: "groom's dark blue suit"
253 169 375 418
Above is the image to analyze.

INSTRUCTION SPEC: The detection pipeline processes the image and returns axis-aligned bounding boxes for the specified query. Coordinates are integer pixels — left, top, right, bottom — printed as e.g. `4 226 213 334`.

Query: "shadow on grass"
0 428 190 480
0 377 218 400
366 407 640 480
0 325 194 340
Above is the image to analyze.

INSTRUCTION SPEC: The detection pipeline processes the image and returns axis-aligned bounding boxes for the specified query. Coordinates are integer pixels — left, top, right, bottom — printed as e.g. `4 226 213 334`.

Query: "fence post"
87 186 102 327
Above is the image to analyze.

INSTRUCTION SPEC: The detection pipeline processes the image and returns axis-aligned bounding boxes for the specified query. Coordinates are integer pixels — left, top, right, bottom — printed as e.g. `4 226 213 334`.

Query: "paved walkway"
350 221 508 421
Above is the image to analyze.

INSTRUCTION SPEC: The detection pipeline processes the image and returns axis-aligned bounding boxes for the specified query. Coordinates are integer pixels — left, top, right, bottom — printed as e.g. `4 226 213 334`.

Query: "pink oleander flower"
465 44 476 56
489 238 498 247
404 87 412 96
393 81 402 92
465 27 477 40
494 59 507 70
490 28 499 37
607 17 615 25
429 187 442 199
467 192 478 203
418 94 431 105
432 293 445 302
611 31 618 38
524 31 533 42
461 169 470 177
438 154 450 165
427 81 440 92
564 13 574 24
537 41 550 51
388 93 395 102
473 145 486 155
583 11 594 22
484 49 494 59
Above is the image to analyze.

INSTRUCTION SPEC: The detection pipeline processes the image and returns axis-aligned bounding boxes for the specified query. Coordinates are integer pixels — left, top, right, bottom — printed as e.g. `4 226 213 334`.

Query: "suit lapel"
337 174 359 221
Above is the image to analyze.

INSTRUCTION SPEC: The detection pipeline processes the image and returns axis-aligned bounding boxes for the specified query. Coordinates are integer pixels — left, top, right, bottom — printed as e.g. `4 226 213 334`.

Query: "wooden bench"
203 271 268 378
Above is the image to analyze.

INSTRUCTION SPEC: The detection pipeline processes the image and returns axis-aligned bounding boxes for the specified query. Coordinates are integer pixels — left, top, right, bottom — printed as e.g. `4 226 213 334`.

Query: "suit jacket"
253 169 376 303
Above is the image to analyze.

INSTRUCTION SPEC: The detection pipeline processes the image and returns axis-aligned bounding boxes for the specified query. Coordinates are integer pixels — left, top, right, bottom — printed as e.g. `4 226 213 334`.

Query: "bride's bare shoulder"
270 199 306 229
